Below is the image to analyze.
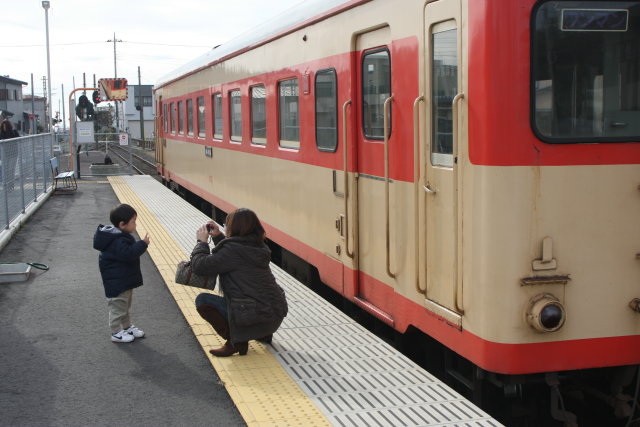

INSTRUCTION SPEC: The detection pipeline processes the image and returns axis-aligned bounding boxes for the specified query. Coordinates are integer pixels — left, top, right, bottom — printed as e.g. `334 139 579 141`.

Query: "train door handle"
413 95 427 295
423 184 436 194
342 99 354 259
384 96 396 279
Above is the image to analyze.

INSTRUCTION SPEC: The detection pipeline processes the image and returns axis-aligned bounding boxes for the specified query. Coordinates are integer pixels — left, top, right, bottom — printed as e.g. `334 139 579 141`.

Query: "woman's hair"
225 208 265 243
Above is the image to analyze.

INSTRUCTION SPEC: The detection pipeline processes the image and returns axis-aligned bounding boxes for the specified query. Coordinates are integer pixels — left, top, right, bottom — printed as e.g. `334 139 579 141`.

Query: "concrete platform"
0 178 245 426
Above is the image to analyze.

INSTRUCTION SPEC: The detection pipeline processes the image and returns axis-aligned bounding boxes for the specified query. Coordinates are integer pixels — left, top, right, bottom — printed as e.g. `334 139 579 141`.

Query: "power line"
1 41 105 47
0 40 213 48
125 41 213 48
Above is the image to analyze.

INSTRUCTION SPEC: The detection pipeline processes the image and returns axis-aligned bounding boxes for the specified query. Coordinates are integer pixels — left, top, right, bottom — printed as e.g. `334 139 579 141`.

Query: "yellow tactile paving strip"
108 176 331 427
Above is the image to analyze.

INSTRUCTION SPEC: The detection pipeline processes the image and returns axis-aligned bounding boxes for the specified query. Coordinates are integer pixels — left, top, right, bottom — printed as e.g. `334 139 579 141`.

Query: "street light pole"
42 1 52 135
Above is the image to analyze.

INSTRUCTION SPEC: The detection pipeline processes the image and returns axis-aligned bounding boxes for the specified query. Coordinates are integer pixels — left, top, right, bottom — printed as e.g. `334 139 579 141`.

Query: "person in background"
93 203 151 343
0 120 20 191
0 119 18 140
190 208 288 357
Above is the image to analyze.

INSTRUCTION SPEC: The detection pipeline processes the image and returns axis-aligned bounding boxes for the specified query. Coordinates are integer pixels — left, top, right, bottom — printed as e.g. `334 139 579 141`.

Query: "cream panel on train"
461 163 640 343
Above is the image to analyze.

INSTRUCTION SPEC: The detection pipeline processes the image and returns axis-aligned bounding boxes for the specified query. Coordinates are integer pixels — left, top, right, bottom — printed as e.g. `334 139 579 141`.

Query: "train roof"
155 0 359 89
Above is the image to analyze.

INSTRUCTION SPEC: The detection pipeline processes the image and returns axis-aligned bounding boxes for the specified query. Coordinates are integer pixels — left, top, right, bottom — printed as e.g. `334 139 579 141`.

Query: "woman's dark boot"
256 334 272 344
196 304 229 339
209 341 248 357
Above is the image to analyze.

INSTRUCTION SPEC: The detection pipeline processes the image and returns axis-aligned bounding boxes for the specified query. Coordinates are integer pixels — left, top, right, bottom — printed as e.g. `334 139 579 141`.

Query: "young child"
93 203 151 343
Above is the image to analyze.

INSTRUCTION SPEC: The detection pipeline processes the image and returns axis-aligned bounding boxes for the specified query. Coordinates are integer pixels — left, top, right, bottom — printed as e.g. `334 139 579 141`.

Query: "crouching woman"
190 208 288 357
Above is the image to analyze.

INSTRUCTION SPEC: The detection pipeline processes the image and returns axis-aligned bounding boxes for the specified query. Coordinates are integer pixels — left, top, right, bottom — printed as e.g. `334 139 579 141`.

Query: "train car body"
155 0 639 395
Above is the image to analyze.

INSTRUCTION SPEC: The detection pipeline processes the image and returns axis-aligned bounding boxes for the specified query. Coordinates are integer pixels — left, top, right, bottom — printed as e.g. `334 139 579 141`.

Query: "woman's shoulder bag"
175 260 216 290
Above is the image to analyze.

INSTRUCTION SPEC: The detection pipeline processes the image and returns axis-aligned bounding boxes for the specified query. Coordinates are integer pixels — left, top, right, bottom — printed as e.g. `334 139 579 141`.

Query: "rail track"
108 143 159 179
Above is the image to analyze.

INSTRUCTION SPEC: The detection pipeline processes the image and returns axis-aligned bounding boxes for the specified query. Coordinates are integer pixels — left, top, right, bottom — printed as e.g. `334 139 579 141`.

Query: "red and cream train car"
154 0 640 415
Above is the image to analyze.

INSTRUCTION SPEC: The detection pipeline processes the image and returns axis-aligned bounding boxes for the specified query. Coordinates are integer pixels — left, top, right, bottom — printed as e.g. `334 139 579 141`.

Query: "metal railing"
131 137 155 151
74 132 131 176
0 133 54 230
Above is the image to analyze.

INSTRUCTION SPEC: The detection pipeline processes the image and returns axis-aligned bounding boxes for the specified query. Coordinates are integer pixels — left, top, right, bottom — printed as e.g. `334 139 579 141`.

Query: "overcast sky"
0 0 304 118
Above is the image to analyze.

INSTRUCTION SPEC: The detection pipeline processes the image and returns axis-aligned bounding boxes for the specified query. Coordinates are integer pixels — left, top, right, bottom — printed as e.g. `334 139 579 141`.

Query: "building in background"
0 75 28 133
123 84 154 141
23 95 46 134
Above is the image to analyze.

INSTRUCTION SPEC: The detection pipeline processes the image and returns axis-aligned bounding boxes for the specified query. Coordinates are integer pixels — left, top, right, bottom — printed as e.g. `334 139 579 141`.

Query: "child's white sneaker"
111 329 135 343
125 325 145 338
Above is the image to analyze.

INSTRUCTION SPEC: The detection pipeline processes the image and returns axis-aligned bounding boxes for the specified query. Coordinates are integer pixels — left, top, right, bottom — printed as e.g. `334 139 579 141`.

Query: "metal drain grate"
270 267 500 425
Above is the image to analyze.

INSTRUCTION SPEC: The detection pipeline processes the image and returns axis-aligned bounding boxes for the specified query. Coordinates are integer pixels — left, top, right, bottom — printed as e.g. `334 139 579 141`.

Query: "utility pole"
106 33 122 130
138 66 145 143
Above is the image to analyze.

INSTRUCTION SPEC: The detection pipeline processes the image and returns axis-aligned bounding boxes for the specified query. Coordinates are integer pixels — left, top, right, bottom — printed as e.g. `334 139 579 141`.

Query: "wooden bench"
50 157 77 193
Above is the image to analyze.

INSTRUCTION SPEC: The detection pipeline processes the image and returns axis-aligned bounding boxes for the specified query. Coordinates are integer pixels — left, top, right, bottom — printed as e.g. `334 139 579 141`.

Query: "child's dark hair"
225 208 265 244
110 204 137 227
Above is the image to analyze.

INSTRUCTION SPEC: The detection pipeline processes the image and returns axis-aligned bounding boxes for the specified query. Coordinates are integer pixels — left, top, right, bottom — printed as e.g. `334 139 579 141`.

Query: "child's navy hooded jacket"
93 225 148 298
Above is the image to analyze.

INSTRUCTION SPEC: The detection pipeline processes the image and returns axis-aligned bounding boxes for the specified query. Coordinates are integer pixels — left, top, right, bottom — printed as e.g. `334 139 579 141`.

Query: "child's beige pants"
108 289 133 333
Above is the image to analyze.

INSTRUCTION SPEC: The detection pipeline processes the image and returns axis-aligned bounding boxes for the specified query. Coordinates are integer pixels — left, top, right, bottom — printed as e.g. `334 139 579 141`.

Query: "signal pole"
61 83 65 132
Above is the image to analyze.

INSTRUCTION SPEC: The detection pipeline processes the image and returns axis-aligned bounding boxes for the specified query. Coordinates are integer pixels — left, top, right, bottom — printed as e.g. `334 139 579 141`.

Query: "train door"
423 0 465 319
351 26 395 324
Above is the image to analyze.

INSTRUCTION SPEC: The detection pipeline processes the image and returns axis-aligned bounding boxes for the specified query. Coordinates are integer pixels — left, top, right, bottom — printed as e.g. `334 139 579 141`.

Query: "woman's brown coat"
190 235 287 344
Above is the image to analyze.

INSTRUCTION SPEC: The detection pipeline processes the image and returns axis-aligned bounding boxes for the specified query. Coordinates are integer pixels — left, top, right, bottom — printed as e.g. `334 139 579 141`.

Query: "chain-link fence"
0 129 156 230
0 133 54 230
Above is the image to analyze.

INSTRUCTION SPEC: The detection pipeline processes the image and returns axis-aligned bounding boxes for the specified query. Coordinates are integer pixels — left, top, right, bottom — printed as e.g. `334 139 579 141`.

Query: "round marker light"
527 293 566 332
540 303 563 330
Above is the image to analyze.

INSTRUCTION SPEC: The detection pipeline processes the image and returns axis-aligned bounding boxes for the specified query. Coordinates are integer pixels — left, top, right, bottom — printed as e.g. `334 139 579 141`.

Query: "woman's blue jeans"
195 293 228 319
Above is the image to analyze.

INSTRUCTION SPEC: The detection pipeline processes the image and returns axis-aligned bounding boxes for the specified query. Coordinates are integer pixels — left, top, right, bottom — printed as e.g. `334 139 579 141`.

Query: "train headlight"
527 293 566 332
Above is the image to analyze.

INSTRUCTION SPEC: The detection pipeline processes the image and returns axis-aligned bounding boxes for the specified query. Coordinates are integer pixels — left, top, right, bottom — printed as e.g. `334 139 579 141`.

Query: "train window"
187 99 194 136
171 103 176 134
431 27 457 167
279 78 300 149
315 69 338 152
251 85 267 145
532 1 640 142
230 90 242 142
197 96 205 138
362 49 391 140
212 93 222 140
163 103 168 133
178 101 184 135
